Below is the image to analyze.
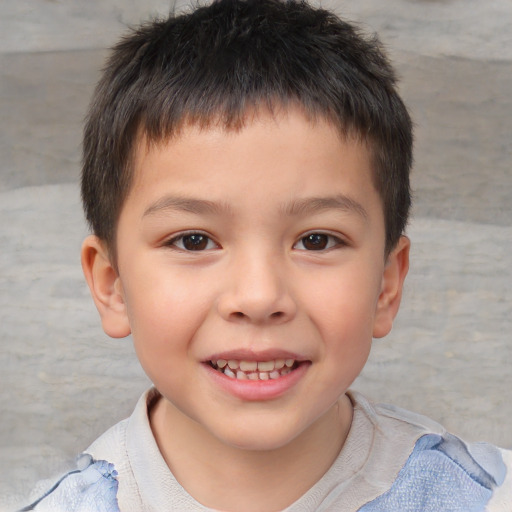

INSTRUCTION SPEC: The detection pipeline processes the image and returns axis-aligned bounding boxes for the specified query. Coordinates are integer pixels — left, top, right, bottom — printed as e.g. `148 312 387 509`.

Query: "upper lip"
204 349 308 363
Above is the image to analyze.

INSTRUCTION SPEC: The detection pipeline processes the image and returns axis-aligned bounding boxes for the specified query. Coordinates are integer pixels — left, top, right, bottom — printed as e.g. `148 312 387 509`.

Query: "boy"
22 0 511 510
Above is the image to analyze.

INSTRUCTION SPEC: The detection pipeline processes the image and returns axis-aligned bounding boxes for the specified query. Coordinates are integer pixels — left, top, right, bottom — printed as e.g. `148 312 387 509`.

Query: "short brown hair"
82 0 413 257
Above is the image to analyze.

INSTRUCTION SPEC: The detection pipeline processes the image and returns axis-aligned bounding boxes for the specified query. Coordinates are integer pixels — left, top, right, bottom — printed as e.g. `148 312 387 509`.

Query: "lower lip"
203 362 310 401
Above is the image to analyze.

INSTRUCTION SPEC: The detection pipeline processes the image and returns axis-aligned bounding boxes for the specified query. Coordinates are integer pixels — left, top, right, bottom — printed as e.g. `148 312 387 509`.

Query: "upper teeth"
212 359 296 380
214 359 295 371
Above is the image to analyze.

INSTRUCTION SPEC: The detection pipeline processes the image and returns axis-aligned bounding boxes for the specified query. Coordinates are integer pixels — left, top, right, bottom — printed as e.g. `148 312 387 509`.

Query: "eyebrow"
143 196 232 218
281 195 368 221
143 194 368 220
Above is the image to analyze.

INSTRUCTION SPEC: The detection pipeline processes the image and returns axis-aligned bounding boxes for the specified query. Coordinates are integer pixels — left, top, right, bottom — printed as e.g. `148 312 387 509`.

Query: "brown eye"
169 233 217 251
181 234 209 250
294 233 343 251
301 234 329 250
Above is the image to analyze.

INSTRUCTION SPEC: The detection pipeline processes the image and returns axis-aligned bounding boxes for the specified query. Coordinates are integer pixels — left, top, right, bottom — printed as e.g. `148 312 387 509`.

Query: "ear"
372 235 410 339
81 235 131 338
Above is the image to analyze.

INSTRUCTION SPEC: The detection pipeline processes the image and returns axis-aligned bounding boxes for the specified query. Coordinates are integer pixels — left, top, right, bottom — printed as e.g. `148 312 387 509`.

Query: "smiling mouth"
209 358 300 381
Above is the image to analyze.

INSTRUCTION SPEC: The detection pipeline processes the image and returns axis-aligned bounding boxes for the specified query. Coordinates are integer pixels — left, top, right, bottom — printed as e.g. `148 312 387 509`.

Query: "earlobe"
372 235 410 339
81 235 131 338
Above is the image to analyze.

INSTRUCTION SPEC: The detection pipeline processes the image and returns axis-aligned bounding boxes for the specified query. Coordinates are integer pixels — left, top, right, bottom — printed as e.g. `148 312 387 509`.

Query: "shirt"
25 388 512 511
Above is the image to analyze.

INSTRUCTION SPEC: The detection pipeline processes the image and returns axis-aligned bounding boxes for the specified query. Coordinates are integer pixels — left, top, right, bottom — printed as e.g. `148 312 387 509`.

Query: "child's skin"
82 106 410 511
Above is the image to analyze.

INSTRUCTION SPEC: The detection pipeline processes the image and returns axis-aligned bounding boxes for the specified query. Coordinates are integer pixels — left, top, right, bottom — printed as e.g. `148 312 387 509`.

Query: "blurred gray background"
1 0 511 509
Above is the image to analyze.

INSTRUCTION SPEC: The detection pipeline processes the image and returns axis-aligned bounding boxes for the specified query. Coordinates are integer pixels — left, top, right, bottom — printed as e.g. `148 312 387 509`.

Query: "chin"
210 418 309 453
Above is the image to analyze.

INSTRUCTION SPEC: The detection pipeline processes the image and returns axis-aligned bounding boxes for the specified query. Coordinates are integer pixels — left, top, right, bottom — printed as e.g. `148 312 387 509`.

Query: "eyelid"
293 231 347 251
164 230 220 251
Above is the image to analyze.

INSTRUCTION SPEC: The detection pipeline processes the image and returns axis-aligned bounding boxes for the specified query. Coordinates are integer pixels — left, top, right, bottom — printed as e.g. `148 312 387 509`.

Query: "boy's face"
84 107 408 451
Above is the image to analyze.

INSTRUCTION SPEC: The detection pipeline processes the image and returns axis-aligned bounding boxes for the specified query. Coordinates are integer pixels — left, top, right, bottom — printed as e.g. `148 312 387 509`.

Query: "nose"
217 251 297 325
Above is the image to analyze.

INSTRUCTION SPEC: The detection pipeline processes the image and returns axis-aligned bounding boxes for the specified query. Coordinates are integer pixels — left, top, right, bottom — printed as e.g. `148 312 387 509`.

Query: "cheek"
122 272 213 364
303 266 382 333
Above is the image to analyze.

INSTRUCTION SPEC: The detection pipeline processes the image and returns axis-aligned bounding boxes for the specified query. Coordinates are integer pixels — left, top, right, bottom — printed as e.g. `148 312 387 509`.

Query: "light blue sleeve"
359 433 507 512
19 458 120 512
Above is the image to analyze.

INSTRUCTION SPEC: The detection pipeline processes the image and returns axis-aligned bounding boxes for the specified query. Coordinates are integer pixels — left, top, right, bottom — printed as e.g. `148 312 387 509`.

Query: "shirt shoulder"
19 457 120 512
486 448 512 512
20 393 142 512
300 392 511 512
351 393 512 512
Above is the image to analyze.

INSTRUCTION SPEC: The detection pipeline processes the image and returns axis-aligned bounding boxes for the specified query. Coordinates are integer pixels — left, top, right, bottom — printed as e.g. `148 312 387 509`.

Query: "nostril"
230 310 284 321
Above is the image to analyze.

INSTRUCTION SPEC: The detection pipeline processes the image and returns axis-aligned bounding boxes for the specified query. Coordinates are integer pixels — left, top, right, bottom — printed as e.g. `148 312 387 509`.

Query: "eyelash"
165 231 345 252
293 232 346 251
165 231 219 251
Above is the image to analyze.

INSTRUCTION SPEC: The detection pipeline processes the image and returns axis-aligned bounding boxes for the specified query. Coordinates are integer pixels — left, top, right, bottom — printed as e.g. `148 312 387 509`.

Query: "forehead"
126 108 380 221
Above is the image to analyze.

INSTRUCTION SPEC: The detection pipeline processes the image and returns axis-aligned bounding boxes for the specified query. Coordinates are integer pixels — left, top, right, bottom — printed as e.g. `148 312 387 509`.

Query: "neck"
150 395 353 512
